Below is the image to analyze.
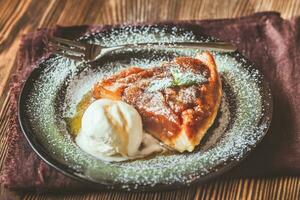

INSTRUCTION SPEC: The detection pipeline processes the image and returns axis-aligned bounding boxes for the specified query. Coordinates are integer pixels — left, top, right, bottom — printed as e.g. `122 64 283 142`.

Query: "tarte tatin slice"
93 52 222 152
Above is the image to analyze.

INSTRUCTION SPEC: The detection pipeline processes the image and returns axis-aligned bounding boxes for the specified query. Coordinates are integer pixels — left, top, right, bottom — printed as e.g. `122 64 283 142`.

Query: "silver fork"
47 36 237 62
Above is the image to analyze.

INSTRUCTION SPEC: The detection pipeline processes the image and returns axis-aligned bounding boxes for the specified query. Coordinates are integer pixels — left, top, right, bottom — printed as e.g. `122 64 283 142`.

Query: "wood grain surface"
1 0 300 199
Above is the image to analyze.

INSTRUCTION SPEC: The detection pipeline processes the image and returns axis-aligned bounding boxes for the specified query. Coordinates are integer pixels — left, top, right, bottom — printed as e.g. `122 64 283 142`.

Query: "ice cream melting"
75 99 164 162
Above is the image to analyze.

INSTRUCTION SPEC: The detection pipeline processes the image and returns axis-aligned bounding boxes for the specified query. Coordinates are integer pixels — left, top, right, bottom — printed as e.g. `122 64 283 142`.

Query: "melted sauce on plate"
66 92 93 136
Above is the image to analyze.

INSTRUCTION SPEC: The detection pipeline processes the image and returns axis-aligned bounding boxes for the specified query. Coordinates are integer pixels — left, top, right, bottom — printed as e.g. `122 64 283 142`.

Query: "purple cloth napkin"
1 12 300 191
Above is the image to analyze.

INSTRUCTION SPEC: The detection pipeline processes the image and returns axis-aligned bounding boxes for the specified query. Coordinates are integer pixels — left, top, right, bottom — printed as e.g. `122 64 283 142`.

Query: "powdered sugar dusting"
23 25 271 190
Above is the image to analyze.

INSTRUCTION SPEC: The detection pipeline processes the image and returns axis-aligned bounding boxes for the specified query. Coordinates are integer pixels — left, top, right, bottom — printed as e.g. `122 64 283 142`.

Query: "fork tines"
47 36 87 61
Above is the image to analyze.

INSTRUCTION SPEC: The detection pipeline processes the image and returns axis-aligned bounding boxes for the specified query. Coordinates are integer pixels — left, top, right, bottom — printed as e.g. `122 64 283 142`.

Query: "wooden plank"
1 0 300 199
19 178 300 199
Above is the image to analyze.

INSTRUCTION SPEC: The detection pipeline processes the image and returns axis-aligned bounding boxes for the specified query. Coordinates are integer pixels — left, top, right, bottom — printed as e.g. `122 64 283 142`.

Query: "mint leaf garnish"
147 67 207 92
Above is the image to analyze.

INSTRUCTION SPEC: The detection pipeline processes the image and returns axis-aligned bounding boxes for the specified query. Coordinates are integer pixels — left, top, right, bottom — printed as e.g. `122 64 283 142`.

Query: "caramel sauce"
66 92 93 136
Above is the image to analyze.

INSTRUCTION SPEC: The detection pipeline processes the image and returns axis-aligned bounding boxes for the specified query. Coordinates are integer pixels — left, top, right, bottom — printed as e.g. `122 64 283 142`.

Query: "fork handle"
103 41 237 54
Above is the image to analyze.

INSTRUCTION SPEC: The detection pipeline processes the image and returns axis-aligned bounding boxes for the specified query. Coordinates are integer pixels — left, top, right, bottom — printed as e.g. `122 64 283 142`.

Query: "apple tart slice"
93 52 222 152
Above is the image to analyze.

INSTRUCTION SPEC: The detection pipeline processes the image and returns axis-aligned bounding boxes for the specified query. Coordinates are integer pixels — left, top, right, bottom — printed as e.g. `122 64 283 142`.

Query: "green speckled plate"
18 24 272 191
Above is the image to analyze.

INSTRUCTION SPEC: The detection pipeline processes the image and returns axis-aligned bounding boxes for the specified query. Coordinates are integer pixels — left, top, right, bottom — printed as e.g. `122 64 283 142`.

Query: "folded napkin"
1 12 300 191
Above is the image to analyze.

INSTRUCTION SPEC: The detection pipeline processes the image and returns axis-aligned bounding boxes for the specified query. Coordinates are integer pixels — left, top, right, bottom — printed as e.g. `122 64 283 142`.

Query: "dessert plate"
18 24 272 190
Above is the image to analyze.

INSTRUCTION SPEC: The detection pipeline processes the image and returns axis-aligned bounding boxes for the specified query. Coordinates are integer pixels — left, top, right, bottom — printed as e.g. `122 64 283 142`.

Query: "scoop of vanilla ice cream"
75 99 162 162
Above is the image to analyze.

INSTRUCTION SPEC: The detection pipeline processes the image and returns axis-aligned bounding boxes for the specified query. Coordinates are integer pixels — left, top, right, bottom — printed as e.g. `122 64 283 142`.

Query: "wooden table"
1 0 300 199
